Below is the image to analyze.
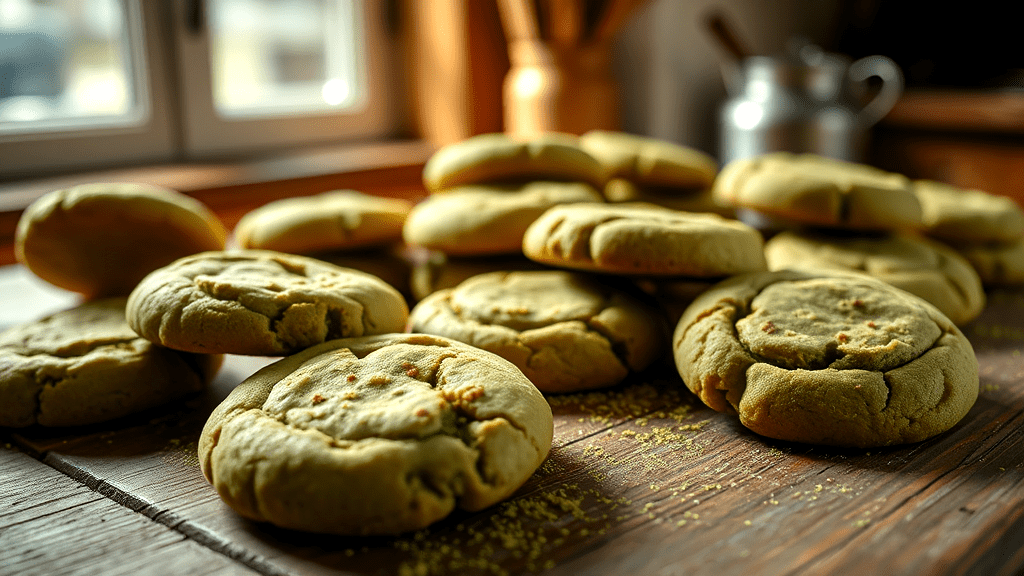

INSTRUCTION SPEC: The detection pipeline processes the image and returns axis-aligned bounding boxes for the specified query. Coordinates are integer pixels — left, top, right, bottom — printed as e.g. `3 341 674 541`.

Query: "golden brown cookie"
578 130 718 189
15 182 228 298
421 132 607 192
233 190 413 253
0 298 221 427
314 247 414 300
522 202 767 277
763 230 985 325
712 153 920 230
402 181 603 256
673 270 978 447
914 180 1024 244
408 271 666 392
198 333 553 535
126 250 408 356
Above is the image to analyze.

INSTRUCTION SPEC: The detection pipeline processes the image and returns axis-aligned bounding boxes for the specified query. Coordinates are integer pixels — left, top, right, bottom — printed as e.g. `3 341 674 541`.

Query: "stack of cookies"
403 132 607 300
407 133 771 394
713 152 987 325
5 182 231 427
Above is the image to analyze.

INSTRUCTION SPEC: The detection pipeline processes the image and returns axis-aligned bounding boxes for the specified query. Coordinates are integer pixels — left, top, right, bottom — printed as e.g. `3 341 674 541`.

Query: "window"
0 0 399 178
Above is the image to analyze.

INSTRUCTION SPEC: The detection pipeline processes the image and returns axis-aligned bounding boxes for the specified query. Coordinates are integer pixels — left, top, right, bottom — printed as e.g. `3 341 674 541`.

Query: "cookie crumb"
347 374 357 382
312 394 326 404
415 408 430 417
370 374 392 385
762 321 777 334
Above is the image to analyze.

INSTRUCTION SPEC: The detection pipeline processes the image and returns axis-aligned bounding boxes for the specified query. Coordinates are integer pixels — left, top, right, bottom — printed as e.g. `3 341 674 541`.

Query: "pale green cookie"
199 333 552 535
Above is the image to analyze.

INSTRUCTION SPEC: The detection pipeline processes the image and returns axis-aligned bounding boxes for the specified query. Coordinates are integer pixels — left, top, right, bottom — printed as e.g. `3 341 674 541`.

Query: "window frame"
0 0 402 179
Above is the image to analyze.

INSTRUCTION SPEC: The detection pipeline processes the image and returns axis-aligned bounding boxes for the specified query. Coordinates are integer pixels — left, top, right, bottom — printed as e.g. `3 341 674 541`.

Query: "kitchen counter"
2 264 1024 576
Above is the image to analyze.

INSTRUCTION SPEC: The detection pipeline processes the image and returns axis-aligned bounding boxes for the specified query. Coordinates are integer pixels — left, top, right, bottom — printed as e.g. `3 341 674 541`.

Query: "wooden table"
3 264 1024 576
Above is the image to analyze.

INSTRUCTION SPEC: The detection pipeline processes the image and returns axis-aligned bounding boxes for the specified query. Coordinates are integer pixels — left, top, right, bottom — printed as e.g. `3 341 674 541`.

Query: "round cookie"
198 333 553 535
422 132 607 192
410 251 546 302
673 270 978 447
402 181 604 256
233 190 413 253
764 230 985 325
712 152 920 230
522 202 767 277
126 250 409 356
914 180 1024 244
408 270 666 392
0 298 221 428
16 182 228 298
958 237 1024 286
578 130 718 188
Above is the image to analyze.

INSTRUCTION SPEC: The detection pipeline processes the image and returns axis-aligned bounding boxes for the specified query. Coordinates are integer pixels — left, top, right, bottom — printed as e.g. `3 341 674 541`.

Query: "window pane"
208 0 365 119
0 0 145 134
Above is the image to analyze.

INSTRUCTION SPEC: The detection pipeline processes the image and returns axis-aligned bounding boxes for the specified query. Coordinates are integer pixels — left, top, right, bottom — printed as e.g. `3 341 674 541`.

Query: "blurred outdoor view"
0 0 139 132
0 0 363 134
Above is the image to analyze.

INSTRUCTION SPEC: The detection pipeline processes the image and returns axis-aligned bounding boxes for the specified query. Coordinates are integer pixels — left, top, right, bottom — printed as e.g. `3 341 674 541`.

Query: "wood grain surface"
4 286 1024 576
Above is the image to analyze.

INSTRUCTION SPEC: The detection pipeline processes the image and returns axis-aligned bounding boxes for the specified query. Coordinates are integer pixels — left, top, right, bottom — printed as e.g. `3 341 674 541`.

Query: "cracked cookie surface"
522 202 767 277
0 298 221 427
198 333 553 535
15 182 228 298
126 250 409 356
764 230 986 325
672 270 978 447
402 181 604 256
407 270 666 392
233 190 413 254
712 152 920 230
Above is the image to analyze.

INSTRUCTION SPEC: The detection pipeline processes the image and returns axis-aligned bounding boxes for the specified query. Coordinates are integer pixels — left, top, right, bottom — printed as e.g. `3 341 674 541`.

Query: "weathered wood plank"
5 289 1024 576
0 446 261 576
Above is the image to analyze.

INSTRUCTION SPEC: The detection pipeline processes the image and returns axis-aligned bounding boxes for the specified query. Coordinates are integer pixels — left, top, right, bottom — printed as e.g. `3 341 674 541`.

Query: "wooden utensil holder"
503 39 620 137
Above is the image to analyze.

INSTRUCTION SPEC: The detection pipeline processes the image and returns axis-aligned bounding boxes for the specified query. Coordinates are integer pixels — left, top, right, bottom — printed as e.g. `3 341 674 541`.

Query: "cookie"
914 180 1024 244
15 182 228 298
314 247 414 300
233 190 413 253
408 270 666 392
409 251 546 302
578 130 718 189
422 132 607 192
603 178 734 216
958 237 1024 286
402 181 603 256
673 270 978 447
198 333 553 535
764 230 985 325
522 202 767 277
712 153 920 230
1 298 221 427
126 250 409 356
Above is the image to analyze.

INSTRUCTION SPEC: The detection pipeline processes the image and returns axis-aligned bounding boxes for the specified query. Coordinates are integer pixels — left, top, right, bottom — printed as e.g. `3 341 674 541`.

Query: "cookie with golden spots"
126 250 408 356
673 270 978 448
763 230 985 325
198 333 553 535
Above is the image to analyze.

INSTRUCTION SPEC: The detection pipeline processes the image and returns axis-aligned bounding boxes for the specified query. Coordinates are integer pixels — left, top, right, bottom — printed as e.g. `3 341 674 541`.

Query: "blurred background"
2 0 1022 199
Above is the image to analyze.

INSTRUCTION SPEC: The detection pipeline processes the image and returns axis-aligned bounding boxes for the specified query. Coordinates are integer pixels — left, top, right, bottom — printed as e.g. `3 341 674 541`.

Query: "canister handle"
848 55 904 127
